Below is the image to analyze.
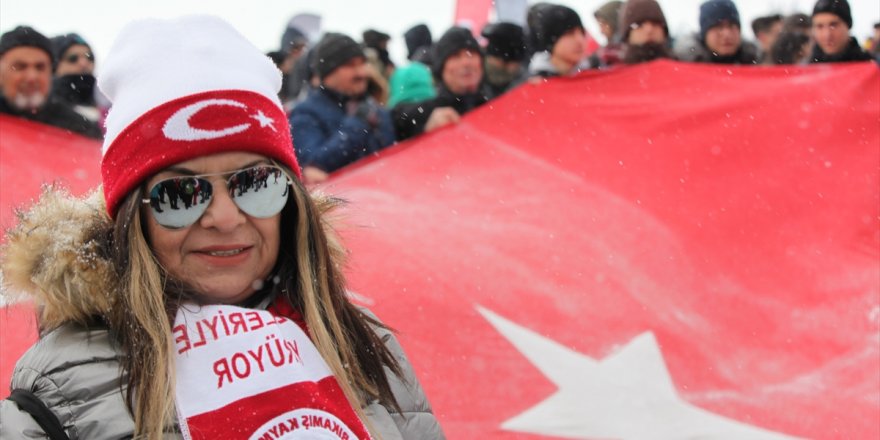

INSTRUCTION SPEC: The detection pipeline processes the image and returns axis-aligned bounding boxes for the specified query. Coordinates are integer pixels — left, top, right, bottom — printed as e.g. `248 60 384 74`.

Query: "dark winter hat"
532 4 584 53
812 0 852 29
310 32 365 79
481 22 527 62
404 24 432 60
363 29 391 49
594 1 624 35
50 33 92 66
431 26 482 79
700 0 741 40
619 0 668 42
0 25 54 63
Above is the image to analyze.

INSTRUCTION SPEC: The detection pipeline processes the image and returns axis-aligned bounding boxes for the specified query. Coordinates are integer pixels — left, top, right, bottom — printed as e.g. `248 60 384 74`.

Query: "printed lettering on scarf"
173 303 371 439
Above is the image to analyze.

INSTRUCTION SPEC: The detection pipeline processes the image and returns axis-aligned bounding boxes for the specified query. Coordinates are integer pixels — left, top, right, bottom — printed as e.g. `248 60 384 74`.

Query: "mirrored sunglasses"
141 164 292 229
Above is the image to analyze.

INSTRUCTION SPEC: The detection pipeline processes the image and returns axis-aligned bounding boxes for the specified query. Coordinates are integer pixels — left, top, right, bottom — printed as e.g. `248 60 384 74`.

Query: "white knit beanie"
98 15 300 218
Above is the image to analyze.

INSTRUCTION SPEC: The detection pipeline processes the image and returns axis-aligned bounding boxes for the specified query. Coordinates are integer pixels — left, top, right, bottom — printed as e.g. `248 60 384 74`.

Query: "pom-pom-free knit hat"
310 32 365 80
0 26 54 63
532 5 584 53
431 27 482 80
98 15 300 218
482 22 527 62
700 0 741 40
812 0 852 29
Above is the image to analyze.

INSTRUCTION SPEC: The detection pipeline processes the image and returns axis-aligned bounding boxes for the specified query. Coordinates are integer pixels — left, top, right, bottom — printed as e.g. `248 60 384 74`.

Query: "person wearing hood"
289 32 395 182
0 25 102 139
526 4 586 78
0 15 444 440
808 0 872 63
618 0 674 64
50 32 103 124
404 23 433 66
588 1 625 68
481 22 527 98
673 0 759 65
392 27 488 141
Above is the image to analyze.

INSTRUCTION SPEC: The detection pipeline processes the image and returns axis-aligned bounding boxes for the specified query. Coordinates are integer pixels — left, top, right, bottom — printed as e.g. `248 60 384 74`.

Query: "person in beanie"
674 0 759 64
526 4 586 78
392 26 488 141
481 22 527 98
0 15 444 440
809 0 872 63
289 32 395 182
0 25 102 138
588 0 625 68
618 0 674 64
50 32 103 124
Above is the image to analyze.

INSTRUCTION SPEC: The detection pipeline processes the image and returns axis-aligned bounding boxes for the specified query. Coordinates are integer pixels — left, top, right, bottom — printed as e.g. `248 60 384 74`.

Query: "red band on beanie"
101 90 300 218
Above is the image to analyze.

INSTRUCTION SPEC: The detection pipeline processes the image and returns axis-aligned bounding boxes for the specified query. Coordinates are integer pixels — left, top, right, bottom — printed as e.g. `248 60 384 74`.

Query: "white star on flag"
251 110 277 132
476 306 800 440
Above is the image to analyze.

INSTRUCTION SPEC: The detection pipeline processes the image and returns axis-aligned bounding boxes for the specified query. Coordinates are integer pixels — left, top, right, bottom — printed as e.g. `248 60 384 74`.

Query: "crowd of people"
1 0 878 182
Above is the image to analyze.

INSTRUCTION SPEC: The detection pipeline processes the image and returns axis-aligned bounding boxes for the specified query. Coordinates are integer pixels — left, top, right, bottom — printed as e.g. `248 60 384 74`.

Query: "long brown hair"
108 168 402 438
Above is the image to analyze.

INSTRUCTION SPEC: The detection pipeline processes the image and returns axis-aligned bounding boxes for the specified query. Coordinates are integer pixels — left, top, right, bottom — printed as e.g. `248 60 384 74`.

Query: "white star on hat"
251 110 277 132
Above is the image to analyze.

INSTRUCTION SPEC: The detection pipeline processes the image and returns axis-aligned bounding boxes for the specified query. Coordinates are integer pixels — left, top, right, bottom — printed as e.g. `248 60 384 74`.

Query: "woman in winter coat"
0 15 444 440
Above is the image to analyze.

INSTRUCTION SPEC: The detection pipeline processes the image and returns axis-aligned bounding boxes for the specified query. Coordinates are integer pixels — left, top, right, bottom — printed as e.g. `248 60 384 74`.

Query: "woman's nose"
198 184 246 231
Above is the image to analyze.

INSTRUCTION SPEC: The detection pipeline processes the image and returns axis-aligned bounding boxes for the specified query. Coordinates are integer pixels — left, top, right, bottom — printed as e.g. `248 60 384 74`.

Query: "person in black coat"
392 27 488 141
808 0 872 63
0 26 102 139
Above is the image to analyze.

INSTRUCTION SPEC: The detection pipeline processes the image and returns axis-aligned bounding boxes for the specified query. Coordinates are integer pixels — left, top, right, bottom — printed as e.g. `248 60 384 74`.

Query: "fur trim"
1 186 118 329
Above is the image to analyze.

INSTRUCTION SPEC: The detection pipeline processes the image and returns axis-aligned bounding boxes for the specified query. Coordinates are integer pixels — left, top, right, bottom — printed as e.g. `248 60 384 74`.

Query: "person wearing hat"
618 0 674 64
809 0 872 63
0 25 102 139
526 4 587 78
0 15 444 440
674 0 759 64
392 26 488 141
481 22 527 98
50 32 103 124
588 1 625 68
289 32 394 182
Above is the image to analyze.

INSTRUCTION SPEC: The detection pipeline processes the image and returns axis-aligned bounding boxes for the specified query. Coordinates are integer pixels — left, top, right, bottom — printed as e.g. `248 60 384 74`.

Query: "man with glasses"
0 25 102 139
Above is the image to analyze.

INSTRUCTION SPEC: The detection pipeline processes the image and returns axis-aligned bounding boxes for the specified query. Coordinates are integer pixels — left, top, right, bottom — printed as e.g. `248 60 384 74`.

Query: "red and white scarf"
173 299 371 439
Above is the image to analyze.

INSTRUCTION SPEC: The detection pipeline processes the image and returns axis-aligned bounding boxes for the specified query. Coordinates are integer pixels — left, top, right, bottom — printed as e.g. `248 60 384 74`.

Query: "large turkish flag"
330 60 880 439
1 60 878 439
0 115 102 398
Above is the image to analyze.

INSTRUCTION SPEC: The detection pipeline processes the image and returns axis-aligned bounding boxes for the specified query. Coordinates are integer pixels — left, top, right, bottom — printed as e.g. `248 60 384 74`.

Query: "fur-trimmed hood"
1 187 118 329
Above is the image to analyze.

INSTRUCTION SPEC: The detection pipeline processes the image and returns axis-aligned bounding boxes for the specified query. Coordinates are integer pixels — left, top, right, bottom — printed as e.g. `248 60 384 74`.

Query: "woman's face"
143 151 282 304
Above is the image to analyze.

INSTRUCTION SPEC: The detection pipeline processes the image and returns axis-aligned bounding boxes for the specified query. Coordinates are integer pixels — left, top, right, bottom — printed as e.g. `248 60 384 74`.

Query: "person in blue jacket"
289 32 395 183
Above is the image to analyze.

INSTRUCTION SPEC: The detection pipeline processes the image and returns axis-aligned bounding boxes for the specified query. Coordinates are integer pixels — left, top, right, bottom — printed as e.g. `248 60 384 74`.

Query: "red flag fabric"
454 0 494 35
1 61 878 439
0 116 102 399
329 60 880 439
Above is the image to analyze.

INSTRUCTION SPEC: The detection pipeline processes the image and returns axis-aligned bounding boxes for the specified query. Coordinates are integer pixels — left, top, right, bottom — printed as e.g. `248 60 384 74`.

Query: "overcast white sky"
1 0 877 70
